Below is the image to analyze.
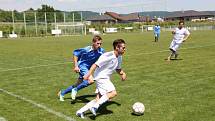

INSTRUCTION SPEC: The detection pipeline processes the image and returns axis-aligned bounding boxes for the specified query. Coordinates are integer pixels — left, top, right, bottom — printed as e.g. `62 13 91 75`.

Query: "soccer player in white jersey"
76 39 126 119
167 21 190 61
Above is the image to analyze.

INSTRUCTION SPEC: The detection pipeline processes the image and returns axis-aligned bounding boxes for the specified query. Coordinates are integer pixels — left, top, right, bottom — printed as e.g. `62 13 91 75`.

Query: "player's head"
92 35 102 50
178 21 184 29
113 39 126 55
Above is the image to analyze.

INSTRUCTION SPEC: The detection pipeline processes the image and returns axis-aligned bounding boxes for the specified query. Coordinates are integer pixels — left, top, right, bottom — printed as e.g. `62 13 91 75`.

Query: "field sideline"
0 31 214 121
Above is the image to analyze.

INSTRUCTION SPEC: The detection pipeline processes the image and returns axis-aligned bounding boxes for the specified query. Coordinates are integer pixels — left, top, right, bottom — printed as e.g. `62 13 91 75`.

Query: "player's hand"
121 73 126 81
73 66 80 73
83 73 91 80
172 30 176 34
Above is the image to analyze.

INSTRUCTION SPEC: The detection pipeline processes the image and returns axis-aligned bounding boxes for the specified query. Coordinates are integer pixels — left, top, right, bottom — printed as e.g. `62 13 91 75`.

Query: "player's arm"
172 30 176 34
73 47 86 73
172 28 177 34
116 69 126 81
73 55 80 73
83 64 98 80
183 33 190 42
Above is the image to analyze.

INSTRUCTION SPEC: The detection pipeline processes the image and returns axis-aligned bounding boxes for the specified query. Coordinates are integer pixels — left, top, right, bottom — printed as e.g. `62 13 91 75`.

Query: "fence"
0 11 215 37
0 11 85 37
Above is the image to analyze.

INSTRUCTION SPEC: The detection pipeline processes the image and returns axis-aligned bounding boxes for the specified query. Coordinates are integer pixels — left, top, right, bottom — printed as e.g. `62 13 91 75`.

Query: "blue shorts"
155 33 160 37
78 67 89 80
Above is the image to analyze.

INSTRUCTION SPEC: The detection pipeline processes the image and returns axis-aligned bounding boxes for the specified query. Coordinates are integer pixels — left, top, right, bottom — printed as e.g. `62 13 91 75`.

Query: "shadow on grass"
66 94 96 104
131 112 144 116
164 58 183 61
84 101 121 120
65 95 121 119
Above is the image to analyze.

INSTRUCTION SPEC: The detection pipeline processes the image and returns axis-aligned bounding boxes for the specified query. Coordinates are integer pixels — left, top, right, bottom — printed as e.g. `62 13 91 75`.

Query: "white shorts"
95 78 115 96
169 40 181 51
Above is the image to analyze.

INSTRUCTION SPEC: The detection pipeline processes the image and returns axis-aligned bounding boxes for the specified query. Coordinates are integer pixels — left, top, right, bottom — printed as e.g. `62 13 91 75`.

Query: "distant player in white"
76 39 126 119
167 21 190 61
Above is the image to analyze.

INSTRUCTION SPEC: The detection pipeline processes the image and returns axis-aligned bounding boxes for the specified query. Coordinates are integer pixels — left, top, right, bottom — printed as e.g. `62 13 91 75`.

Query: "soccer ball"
132 102 145 115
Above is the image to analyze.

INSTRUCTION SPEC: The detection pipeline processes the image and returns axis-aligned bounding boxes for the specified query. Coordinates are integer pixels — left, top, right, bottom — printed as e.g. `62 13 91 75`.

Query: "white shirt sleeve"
95 54 111 67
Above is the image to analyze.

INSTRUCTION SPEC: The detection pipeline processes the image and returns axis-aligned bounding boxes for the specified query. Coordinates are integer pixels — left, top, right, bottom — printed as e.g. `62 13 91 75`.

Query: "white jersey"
93 51 122 80
173 27 190 43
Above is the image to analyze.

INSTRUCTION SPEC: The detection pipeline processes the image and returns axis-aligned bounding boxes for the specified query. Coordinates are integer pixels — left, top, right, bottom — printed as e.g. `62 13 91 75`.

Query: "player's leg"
76 99 97 118
90 91 117 116
90 79 116 116
174 51 178 59
61 79 81 94
58 79 81 101
167 41 176 61
157 33 160 42
154 34 157 42
72 69 94 99
173 43 180 59
76 75 94 91
168 48 176 61
76 88 100 118
70 68 86 99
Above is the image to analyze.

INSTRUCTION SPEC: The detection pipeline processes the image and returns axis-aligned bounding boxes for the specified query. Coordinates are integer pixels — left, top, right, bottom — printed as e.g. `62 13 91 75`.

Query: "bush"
0 24 13 37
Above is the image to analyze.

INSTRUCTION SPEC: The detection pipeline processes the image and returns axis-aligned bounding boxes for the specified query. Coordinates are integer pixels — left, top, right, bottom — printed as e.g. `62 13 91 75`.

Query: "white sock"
94 94 109 109
76 99 96 114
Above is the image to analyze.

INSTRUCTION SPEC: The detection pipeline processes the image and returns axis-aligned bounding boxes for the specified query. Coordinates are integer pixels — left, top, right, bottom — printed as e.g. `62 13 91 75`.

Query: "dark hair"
92 35 102 42
113 39 126 49
179 21 184 25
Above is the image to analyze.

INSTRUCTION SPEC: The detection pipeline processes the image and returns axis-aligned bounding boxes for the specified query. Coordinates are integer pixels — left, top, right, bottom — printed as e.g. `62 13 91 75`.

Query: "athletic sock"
94 94 109 109
61 85 74 95
77 99 96 113
76 80 89 91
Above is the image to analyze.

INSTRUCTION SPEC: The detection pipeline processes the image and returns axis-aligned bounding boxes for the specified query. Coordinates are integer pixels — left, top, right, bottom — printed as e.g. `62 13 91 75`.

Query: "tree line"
0 5 81 22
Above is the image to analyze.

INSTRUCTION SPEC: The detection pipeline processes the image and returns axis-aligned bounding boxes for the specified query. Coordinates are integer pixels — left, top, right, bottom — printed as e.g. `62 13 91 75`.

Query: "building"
86 11 151 23
85 14 115 24
86 10 215 23
165 10 214 21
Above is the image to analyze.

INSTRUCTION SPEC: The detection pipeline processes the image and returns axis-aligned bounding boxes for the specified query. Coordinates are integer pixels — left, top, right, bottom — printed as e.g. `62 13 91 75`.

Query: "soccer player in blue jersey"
58 35 105 101
154 24 161 42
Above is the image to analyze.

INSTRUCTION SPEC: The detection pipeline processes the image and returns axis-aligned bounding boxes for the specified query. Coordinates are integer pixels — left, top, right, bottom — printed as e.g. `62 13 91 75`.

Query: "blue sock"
61 85 74 96
76 80 89 91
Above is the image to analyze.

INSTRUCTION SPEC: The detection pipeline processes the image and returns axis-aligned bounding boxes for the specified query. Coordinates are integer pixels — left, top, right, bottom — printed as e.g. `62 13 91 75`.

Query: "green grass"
0 31 215 121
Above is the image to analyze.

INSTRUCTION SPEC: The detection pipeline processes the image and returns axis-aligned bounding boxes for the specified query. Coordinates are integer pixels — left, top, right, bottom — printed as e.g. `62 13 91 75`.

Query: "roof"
105 12 139 21
86 14 115 21
105 12 121 20
166 10 214 18
120 13 140 21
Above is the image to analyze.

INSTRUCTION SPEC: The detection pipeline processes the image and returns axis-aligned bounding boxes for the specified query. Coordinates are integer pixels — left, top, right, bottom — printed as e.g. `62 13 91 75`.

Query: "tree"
67 12 81 22
36 4 64 23
0 10 12 22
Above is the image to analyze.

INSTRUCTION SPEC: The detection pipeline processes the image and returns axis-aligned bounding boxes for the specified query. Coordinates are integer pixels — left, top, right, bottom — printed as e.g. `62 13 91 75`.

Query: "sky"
0 0 214 14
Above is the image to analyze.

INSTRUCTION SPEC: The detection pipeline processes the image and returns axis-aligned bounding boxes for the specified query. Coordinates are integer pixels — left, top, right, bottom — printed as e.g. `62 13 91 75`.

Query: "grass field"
0 31 215 121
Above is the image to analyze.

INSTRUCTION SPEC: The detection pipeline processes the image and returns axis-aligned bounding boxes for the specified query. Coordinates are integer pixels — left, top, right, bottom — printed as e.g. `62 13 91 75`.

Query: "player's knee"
169 48 175 52
88 79 94 84
107 91 117 99
87 75 94 84
112 91 117 97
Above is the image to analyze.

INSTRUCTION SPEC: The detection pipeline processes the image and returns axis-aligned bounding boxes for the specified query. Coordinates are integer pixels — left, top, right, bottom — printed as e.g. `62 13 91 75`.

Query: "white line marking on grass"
0 117 7 121
0 88 75 121
0 62 72 72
